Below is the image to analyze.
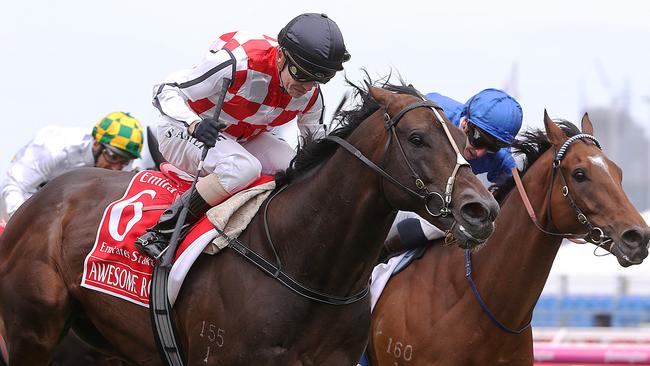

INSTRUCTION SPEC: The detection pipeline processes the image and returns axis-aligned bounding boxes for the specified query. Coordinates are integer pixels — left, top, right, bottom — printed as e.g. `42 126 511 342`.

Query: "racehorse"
0 82 499 365
367 112 650 366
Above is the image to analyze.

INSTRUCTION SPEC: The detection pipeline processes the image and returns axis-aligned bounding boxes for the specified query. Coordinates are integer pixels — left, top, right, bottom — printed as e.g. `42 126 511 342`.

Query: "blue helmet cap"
460 88 523 144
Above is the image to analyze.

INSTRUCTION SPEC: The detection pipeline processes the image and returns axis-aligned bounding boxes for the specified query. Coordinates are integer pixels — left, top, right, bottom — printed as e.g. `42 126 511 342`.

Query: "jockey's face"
93 142 132 170
460 119 489 160
277 49 316 98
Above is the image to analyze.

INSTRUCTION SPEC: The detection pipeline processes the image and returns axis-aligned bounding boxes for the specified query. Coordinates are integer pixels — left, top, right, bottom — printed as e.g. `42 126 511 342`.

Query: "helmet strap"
277 48 287 92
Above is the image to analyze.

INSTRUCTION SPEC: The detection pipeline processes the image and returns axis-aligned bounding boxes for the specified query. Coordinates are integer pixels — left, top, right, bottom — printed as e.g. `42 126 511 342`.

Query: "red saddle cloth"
80 169 193 306
80 167 273 307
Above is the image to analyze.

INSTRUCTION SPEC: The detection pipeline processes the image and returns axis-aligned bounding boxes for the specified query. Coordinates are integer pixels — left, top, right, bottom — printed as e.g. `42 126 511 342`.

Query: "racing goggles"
284 51 335 84
466 122 509 153
101 144 133 165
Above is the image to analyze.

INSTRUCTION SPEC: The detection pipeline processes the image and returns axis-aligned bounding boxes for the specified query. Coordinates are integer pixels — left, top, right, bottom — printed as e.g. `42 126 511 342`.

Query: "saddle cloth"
80 164 274 307
369 247 428 311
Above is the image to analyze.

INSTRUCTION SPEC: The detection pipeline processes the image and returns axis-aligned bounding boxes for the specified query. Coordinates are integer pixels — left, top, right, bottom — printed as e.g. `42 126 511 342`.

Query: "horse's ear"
368 86 393 107
581 112 594 135
544 109 567 146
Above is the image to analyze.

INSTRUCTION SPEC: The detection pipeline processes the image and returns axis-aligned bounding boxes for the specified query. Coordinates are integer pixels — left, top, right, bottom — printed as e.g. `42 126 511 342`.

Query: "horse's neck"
469 166 563 327
269 153 394 295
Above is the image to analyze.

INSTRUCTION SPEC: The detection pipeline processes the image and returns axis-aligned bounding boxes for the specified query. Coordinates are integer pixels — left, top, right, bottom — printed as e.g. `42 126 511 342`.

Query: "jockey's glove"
191 118 226 147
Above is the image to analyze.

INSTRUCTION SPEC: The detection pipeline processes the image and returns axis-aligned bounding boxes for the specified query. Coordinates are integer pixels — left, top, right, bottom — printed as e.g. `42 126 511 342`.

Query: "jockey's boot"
135 188 211 261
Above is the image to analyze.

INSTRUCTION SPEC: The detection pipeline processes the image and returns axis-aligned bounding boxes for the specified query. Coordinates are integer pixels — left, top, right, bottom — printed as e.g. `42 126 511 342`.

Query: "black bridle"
326 99 470 218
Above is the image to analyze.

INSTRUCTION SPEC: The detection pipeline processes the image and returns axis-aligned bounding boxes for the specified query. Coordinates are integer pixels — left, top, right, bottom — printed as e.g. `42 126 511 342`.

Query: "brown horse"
368 112 650 366
0 83 499 365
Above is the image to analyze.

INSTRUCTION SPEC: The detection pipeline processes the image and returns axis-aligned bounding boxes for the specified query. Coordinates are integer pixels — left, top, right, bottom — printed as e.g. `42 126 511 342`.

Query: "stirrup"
135 230 170 262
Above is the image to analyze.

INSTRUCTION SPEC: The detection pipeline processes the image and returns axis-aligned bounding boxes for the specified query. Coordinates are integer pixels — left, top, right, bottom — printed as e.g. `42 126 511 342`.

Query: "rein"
465 249 531 334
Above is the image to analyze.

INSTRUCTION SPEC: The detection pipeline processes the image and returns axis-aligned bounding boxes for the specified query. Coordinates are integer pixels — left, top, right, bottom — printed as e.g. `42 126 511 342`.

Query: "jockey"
0 111 143 220
384 89 523 254
135 13 350 260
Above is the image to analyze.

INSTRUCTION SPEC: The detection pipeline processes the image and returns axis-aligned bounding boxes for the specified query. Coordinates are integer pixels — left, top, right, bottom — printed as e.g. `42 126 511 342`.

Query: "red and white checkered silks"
185 31 322 142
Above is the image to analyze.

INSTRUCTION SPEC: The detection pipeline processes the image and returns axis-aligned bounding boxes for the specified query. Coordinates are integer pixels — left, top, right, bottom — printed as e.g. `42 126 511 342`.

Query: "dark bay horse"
0 83 499 365
368 112 650 366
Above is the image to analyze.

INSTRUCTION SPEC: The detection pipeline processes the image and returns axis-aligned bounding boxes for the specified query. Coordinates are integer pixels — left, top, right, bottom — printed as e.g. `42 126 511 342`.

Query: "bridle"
512 133 612 247
467 133 612 335
326 98 470 218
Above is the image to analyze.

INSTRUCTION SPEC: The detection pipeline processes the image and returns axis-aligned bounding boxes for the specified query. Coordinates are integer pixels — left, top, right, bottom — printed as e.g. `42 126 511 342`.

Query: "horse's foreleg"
2 263 72 366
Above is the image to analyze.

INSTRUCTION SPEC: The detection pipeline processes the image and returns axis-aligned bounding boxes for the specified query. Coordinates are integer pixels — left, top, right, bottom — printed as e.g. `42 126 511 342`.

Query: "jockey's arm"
1 145 55 218
296 88 326 140
152 49 235 128
486 148 517 184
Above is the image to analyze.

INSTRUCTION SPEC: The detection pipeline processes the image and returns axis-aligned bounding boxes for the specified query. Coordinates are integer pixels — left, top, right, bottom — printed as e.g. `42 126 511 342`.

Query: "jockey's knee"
236 155 262 187
215 153 262 194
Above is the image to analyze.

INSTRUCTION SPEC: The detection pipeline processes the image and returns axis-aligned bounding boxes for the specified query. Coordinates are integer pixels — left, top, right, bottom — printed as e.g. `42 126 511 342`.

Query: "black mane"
275 75 423 186
492 120 581 202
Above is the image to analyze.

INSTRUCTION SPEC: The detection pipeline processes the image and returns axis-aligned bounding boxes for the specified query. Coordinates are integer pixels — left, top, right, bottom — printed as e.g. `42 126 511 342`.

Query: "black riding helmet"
278 13 350 83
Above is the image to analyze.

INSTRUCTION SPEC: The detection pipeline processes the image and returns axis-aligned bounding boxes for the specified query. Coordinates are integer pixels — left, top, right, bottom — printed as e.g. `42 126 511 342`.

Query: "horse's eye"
573 169 587 182
409 134 424 147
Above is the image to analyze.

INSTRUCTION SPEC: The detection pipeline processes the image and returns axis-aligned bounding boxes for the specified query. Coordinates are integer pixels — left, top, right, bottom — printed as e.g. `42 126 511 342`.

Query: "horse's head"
360 86 499 249
542 111 650 266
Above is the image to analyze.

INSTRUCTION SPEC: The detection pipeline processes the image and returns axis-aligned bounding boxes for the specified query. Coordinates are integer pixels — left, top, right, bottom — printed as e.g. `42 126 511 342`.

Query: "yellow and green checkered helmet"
92 112 143 159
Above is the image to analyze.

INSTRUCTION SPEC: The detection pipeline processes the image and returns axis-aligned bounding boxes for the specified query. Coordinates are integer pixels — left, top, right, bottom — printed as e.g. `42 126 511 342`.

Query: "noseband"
513 133 612 246
326 99 469 217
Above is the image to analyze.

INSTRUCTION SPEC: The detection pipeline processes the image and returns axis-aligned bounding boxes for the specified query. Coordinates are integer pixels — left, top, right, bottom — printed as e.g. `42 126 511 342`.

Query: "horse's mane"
492 120 581 202
275 73 423 186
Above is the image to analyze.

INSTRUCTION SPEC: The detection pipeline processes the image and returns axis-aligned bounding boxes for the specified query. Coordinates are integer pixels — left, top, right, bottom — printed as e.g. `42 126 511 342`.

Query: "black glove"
191 118 225 147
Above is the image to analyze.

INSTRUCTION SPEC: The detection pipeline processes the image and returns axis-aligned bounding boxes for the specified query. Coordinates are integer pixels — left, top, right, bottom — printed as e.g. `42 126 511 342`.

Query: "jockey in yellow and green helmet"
92 111 143 170
0 111 143 220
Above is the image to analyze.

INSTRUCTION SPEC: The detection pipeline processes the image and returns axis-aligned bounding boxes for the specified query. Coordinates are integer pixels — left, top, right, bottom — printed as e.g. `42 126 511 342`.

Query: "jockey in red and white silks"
136 13 351 260
153 30 325 194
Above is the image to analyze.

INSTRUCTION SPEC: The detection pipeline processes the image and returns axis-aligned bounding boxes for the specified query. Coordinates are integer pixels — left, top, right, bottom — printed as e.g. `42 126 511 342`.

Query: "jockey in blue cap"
427 88 522 184
383 88 523 254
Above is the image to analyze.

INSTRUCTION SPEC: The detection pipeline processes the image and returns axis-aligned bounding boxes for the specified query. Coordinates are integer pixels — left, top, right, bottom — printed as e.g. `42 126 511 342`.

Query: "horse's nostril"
461 202 488 222
622 229 643 246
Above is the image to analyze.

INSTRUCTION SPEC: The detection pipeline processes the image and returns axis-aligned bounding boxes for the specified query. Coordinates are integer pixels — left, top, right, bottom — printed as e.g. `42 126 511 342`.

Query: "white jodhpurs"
157 116 296 195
